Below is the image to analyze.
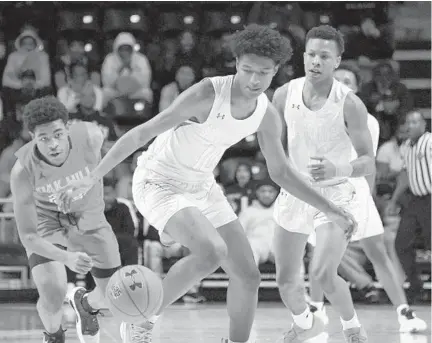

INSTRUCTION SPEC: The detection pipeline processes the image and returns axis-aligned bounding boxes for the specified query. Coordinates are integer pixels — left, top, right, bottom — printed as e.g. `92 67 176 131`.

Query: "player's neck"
304 76 333 97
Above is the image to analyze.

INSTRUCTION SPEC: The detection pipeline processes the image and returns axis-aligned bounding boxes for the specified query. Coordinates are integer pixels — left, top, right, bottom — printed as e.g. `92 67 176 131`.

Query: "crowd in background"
0 2 430 304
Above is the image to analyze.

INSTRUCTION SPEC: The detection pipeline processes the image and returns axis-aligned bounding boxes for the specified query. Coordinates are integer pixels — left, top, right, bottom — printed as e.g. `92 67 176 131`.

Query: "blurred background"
0 1 430 307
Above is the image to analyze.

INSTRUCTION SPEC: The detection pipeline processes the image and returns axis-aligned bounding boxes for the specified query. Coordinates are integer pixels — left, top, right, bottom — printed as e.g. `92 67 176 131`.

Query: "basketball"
105 265 164 323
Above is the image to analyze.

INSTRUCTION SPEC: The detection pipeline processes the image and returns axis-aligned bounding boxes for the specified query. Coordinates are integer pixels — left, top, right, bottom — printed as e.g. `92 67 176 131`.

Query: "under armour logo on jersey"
125 269 143 291
216 113 225 119
292 104 300 110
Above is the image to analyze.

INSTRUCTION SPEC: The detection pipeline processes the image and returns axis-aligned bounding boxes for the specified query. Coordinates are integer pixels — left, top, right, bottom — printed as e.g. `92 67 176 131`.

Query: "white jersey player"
308 64 427 334
272 26 377 343
56 25 355 343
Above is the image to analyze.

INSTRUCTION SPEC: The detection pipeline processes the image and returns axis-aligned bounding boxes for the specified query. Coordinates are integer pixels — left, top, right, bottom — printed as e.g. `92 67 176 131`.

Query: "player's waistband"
298 171 347 188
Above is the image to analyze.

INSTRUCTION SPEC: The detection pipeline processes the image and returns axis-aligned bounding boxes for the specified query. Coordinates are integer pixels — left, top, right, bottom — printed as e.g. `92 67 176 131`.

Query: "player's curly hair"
229 24 293 65
306 25 345 56
23 96 69 132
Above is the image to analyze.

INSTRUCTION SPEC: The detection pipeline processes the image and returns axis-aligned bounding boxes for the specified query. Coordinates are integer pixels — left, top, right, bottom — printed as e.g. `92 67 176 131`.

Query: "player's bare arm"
271 83 289 151
257 103 357 237
92 78 215 181
344 92 376 177
11 161 93 273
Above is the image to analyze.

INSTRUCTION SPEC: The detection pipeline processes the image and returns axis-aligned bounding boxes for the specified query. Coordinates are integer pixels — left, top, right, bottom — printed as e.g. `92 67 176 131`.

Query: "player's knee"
311 264 337 294
238 261 261 291
195 238 228 271
276 266 300 291
36 279 66 312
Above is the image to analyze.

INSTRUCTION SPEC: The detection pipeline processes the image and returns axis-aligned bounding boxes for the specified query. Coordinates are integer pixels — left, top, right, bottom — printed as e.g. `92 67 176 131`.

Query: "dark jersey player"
10 96 121 343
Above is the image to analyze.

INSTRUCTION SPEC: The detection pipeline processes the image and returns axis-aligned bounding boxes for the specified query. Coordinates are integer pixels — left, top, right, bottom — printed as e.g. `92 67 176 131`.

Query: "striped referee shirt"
402 131 432 196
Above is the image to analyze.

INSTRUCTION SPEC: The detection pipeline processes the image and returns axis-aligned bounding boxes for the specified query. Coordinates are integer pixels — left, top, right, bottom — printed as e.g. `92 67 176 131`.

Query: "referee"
388 111 431 300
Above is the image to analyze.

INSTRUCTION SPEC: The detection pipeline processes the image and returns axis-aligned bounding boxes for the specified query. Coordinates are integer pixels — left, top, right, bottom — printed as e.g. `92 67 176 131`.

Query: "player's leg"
30 255 67 342
217 220 261 343
67 225 122 343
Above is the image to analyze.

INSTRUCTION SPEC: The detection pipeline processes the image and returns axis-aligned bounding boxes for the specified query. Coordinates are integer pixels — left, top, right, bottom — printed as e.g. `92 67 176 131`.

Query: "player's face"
256 185 278 207
304 38 341 82
31 119 70 166
334 69 358 93
236 54 278 98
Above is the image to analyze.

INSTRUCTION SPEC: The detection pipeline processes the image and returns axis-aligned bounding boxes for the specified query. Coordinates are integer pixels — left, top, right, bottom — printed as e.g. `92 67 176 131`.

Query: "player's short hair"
337 62 362 88
229 24 293 65
306 25 345 56
23 96 69 132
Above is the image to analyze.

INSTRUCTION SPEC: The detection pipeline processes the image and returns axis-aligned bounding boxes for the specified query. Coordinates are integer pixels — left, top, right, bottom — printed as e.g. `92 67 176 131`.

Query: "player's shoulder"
343 91 367 115
14 140 34 162
10 159 29 184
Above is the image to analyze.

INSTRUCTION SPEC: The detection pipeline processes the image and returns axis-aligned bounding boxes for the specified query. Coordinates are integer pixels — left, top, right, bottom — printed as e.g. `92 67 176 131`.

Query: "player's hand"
55 176 97 213
64 251 93 274
308 156 336 181
386 200 400 216
326 207 358 240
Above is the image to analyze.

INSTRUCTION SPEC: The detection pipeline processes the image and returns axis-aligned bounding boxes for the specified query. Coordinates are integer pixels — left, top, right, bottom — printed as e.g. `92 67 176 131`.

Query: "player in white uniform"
272 26 376 343
56 25 356 343
308 64 427 333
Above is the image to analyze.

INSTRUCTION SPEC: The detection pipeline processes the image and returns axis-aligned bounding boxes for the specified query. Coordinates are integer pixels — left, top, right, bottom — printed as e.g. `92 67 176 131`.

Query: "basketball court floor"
0 302 430 343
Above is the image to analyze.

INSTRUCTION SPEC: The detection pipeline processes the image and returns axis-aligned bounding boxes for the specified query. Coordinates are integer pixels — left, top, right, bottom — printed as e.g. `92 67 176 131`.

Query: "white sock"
293 306 313 330
340 312 361 330
148 315 160 324
310 301 324 311
397 304 409 316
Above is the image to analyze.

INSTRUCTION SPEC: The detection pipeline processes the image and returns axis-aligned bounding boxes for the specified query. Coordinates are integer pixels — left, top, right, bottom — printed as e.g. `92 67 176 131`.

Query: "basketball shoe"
343 326 368 342
120 321 153 343
68 287 100 343
398 307 427 333
42 327 65 343
277 312 326 342
309 304 329 325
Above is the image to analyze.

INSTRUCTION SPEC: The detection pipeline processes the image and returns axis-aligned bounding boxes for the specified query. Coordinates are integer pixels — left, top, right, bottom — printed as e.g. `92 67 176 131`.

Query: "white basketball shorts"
274 179 370 238
132 167 237 233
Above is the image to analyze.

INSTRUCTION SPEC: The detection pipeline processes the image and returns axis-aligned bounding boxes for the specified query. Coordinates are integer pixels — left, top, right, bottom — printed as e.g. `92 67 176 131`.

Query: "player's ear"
235 57 240 71
29 131 34 140
273 64 280 76
335 56 341 70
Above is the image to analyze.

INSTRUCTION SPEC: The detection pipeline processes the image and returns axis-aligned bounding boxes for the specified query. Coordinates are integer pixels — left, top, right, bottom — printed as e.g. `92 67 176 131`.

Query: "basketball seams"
120 267 148 320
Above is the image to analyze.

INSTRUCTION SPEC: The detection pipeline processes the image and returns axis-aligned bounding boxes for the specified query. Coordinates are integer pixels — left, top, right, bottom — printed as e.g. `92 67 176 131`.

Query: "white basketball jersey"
284 77 352 187
137 75 268 182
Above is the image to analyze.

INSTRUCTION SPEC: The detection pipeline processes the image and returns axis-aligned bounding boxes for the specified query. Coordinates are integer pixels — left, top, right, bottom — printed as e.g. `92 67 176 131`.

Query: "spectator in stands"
175 31 203 78
57 61 103 113
0 101 28 156
239 179 279 266
344 17 395 60
154 38 179 90
376 120 409 187
54 38 100 90
2 27 51 113
360 61 413 143
103 178 138 266
388 111 431 302
225 162 256 214
159 64 196 111
0 117 30 198
102 32 153 105
213 32 237 76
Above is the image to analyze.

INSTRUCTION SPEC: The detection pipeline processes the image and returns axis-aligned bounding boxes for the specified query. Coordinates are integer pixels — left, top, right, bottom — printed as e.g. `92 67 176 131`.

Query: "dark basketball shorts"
28 225 121 279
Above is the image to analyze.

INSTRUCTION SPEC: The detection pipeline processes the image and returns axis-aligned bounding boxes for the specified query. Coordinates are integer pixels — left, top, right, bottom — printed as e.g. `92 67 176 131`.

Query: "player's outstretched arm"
344 93 376 178
257 104 357 237
89 78 215 181
10 161 70 262
10 161 93 273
